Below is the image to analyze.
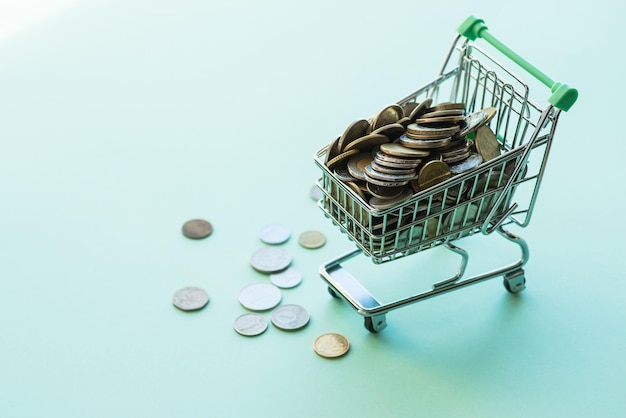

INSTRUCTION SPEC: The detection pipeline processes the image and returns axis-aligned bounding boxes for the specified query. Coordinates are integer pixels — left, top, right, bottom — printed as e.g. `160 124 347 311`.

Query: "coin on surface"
417 160 451 190
271 304 310 331
259 223 291 245
370 104 403 130
474 125 501 161
234 313 268 336
270 267 303 288
249 247 292 273
172 286 210 311
298 230 326 249
182 219 213 239
337 119 370 151
313 333 350 358
239 283 282 311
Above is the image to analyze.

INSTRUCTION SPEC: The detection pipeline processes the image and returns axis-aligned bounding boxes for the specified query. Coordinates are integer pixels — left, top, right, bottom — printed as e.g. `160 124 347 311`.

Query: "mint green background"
1 1 624 417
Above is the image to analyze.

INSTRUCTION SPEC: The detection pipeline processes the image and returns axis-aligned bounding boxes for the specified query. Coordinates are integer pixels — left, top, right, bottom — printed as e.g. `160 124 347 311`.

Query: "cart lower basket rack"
314 16 577 332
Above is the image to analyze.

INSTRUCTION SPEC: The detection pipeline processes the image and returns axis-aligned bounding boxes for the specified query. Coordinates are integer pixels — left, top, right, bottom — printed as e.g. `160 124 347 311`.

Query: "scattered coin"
233 313 268 336
238 283 282 311
271 304 310 331
259 223 291 245
313 333 350 358
298 230 326 249
249 247 292 273
172 286 210 311
270 267 303 288
182 219 213 239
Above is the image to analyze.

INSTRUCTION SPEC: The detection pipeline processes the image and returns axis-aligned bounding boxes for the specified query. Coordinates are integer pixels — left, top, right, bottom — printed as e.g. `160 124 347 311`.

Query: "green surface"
1 1 624 417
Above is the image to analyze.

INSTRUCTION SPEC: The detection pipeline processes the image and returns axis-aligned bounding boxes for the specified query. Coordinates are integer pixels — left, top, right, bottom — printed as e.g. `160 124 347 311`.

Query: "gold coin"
326 148 359 169
483 106 497 124
396 116 412 128
417 160 451 190
402 101 419 117
406 123 459 138
313 333 350 358
400 135 452 149
474 125 501 161
414 115 466 125
420 109 465 118
431 101 466 111
298 230 327 249
366 183 405 200
408 97 433 121
343 133 389 152
347 153 373 181
370 160 415 176
371 123 405 140
337 119 370 152
370 104 403 130
365 164 415 182
324 137 340 164
380 142 429 158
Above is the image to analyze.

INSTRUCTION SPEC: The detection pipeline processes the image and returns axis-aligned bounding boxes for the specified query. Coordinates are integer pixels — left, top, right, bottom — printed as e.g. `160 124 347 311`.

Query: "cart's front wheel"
327 286 340 298
503 269 526 294
364 315 387 333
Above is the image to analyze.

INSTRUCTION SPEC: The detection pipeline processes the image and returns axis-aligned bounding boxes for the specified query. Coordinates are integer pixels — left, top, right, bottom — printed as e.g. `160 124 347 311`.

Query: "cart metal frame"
313 16 577 332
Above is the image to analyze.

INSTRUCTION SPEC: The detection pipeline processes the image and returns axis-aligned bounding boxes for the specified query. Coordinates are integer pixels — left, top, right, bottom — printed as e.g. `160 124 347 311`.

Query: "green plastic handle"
457 16 578 111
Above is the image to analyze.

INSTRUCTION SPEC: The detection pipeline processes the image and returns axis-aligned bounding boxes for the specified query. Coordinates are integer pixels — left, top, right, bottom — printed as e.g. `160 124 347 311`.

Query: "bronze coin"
380 142 429 158
371 123 405 140
337 119 370 152
347 153 373 181
430 102 466 111
326 149 359 169
408 97 433 121
182 219 213 239
370 104 403 130
343 133 389 152
417 160 451 190
474 125 501 161
367 183 405 200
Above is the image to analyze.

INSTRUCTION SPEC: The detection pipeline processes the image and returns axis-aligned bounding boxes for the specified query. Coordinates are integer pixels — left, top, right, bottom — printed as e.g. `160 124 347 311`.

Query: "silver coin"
234 313 268 336
250 247 292 273
238 283 282 311
271 304 310 331
270 267 303 288
449 152 483 175
172 286 209 311
310 184 323 201
365 164 415 182
259 224 291 245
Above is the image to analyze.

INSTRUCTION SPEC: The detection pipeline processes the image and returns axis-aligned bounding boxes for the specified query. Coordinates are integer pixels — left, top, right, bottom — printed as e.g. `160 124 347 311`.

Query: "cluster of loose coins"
324 99 501 211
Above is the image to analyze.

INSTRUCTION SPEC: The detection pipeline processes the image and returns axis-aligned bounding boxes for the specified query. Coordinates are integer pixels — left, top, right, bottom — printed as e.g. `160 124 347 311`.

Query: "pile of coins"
324 99 501 211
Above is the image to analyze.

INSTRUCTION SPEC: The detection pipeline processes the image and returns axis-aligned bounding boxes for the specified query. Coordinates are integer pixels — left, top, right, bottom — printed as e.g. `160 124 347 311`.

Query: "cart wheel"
364 315 387 333
503 269 526 294
327 286 340 298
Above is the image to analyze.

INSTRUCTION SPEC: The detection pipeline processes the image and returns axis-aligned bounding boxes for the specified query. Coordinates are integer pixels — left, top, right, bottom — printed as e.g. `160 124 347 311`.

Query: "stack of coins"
324 99 501 214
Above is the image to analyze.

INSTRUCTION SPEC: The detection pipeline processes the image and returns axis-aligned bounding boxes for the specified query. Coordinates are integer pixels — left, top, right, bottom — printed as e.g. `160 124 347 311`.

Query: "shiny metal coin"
417 160 451 190
182 219 213 239
238 283 282 311
406 123 459 139
249 247 292 273
343 133 389 152
313 333 350 358
371 123 405 140
442 151 471 164
233 313 268 336
325 148 359 169
380 142 429 158
483 106 497 124
271 304 310 331
347 153 373 181
370 160 416 176
374 152 421 169
298 230 326 249
458 110 488 137
259 224 291 245
474 125 501 161
449 153 483 175
364 164 415 182
431 101 466 111
414 115 466 125
366 183 405 200
172 286 209 311
334 164 357 182
420 108 465 118
400 135 452 149
338 119 370 152
369 187 413 209
270 267 303 289
408 97 433 121
365 174 409 188
370 104 403 130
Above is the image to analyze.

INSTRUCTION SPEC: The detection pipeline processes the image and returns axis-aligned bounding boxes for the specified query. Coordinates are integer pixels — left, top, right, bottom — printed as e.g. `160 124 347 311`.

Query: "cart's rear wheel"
327 286 340 298
503 269 526 294
364 315 387 333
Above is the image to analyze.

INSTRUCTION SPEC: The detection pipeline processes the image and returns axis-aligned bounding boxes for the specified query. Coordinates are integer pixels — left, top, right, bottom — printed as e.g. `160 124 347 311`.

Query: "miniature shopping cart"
313 16 577 332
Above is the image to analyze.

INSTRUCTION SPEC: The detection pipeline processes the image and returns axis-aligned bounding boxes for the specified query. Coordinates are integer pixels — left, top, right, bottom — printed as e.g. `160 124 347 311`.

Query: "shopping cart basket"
313 16 577 332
